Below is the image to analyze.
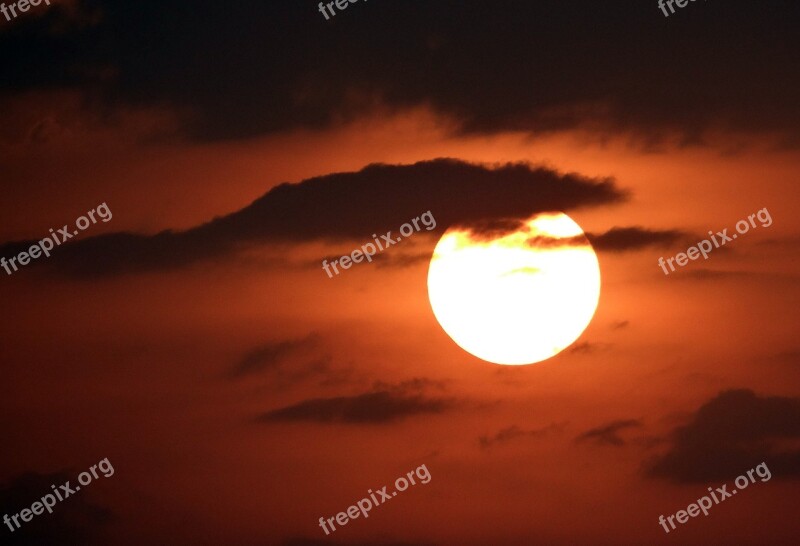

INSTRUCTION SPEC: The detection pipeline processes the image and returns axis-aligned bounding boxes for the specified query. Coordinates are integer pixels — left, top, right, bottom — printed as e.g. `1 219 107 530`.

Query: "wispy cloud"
586 227 687 252
229 333 320 379
576 419 642 446
256 380 455 425
479 423 565 449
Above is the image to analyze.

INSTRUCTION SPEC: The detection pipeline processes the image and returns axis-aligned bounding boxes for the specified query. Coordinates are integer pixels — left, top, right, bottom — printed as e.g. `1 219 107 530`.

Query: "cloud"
454 225 685 253
576 419 642 446
0 159 625 278
479 423 565 449
585 227 687 252
769 349 800 364
524 234 588 250
648 389 800 483
1 2 798 144
568 342 611 355
0 471 111 545
451 218 528 241
229 334 320 379
228 334 356 390
256 380 454 425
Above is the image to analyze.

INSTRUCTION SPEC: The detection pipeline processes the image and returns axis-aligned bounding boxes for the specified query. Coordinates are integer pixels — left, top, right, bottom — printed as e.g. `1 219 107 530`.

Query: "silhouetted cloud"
525 234 588 250
576 419 642 446
454 225 685 253
256 380 454 425
0 159 625 278
0 471 111 545
769 349 800 364
452 218 528 241
227 334 356 390
1 2 797 144
229 334 320 379
479 423 565 449
648 389 800 483
586 227 686 252
568 342 612 355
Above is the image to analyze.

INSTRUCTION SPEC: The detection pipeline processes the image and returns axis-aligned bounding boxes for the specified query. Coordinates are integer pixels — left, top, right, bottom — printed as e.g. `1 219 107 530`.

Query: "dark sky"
3 1 799 142
2 1 799 545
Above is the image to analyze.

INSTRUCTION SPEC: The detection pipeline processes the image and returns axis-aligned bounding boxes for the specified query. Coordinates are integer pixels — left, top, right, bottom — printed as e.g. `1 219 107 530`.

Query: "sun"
426 212 601 365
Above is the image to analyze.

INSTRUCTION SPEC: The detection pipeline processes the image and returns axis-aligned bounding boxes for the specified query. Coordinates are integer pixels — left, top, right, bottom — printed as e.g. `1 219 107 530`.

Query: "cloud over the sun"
0 159 627 278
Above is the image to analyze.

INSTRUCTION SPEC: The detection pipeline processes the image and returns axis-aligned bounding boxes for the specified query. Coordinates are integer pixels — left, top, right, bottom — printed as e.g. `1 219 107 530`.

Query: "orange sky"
2 2 800 544
2 95 799 544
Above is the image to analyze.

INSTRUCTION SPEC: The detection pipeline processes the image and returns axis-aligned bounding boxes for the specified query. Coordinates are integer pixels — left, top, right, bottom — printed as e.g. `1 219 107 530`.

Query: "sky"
1 1 800 544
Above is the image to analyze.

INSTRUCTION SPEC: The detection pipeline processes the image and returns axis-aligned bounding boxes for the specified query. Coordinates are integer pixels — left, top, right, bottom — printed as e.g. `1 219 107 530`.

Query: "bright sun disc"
427 212 601 365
